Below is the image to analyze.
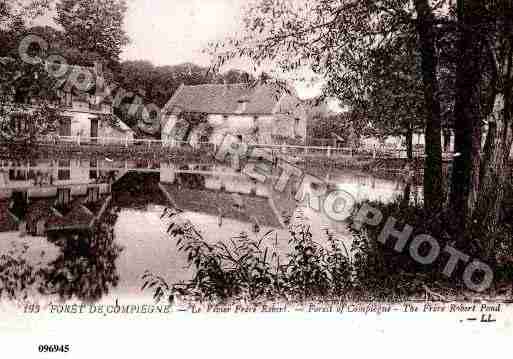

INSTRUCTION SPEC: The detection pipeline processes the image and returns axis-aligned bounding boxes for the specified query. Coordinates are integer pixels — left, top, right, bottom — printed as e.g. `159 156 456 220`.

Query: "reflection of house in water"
0 159 120 193
160 162 270 197
160 162 282 229
0 159 111 236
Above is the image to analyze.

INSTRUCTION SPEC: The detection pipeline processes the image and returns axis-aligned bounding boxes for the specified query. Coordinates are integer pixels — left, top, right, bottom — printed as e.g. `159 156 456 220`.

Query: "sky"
121 0 327 100
32 0 338 104
122 0 243 67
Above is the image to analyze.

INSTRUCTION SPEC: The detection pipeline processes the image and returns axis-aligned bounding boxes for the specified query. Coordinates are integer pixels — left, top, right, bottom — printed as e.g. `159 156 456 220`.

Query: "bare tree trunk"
474 0 513 258
443 129 451 152
406 126 414 160
476 92 513 257
401 182 412 209
449 0 484 229
414 0 444 214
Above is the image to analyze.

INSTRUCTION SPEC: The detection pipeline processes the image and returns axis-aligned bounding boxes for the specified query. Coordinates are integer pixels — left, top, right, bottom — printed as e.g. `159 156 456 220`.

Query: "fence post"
327 147 331 158
77 134 81 145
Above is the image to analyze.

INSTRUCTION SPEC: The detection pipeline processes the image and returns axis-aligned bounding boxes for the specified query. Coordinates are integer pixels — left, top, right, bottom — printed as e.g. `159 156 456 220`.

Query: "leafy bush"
0 252 38 301
42 208 123 302
145 191 513 303
143 208 353 303
348 193 513 298
347 197 494 298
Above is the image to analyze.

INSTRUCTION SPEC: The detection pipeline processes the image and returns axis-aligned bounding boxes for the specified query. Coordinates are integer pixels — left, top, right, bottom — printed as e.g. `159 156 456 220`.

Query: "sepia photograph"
0 0 512 357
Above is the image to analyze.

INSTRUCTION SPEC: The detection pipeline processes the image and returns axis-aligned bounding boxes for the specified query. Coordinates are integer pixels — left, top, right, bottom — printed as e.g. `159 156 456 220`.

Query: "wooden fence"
7 135 443 160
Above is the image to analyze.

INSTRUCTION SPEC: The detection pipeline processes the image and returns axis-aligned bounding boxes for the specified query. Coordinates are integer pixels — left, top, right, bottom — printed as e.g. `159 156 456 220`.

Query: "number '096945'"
38 345 70 353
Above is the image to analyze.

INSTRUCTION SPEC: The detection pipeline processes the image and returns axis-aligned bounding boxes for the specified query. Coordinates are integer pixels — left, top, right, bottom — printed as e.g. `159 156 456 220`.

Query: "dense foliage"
0 208 123 303
55 0 129 68
144 193 513 303
143 208 352 302
210 0 513 260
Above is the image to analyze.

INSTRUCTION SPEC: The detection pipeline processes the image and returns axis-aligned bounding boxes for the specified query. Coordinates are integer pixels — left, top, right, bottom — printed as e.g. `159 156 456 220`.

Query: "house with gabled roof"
160 82 308 147
50 63 135 142
2 60 134 143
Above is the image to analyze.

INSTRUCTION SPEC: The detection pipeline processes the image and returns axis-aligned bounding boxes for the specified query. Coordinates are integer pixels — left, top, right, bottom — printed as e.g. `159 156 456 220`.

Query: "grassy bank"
302 156 428 184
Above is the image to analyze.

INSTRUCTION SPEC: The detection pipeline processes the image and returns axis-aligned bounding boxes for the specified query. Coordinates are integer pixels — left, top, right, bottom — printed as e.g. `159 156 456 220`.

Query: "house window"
102 104 112 113
89 100 101 111
59 117 72 137
9 161 27 181
58 160 71 181
56 188 71 206
64 92 72 107
294 118 300 136
235 100 248 114
89 159 98 180
86 187 100 203
35 219 46 236
58 160 70 167
252 116 259 137
9 113 32 133
58 169 70 181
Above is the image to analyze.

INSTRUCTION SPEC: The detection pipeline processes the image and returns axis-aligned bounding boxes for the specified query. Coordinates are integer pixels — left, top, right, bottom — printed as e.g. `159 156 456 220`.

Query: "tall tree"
367 32 426 160
472 1 513 256
0 1 61 144
449 0 487 224
55 0 129 67
413 0 444 213
210 0 447 212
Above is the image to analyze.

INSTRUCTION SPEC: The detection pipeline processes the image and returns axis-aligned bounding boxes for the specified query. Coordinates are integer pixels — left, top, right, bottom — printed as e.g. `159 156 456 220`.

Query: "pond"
0 158 418 303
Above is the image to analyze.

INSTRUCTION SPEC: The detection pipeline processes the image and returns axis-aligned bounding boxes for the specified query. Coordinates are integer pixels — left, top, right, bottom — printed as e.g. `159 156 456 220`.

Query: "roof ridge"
166 82 284 114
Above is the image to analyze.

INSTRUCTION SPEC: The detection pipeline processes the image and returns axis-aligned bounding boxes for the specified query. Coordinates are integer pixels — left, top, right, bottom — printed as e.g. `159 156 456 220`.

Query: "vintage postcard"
0 0 512 357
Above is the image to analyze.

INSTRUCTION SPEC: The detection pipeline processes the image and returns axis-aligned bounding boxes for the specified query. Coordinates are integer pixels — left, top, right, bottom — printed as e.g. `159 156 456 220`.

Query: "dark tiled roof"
95 114 133 133
161 184 282 228
8 194 110 234
82 195 110 215
46 195 109 231
164 83 286 115
46 204 94 230
56 64 114 104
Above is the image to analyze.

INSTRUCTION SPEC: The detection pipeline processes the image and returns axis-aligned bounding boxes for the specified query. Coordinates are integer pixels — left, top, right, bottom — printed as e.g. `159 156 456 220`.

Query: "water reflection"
0 209 122 303
1 157 415 302
41 209 123 302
